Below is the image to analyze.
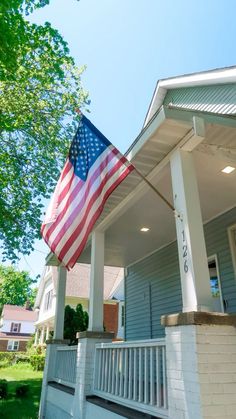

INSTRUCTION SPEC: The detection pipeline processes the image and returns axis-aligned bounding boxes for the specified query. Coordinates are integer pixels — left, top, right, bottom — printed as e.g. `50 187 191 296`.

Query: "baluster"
156 346 160 406
124 348 128 398
138 347 143 403
111 349 116 394
107 349 112 393
119 348 124 397
101 348 105 391
98 349 102 390
115 349 120 395
133 347 137 401
144 347 148 404
162 346 167 408
150 347 154 405
128 348 133 399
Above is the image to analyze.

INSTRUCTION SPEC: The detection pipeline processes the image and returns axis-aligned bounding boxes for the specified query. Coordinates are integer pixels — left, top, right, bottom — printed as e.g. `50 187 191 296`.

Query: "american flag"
41 114 134 270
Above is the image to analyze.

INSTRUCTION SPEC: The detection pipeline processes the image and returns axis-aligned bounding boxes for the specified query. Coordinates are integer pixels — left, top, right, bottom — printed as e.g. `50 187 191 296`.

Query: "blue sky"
16 0 236 278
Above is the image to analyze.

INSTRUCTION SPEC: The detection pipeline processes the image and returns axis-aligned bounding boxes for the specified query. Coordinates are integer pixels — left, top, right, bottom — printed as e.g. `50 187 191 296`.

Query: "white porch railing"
93 339 168 418
53 345 77 388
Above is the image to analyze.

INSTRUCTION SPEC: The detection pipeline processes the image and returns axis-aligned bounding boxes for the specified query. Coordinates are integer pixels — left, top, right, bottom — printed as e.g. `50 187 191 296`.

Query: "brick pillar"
72 331 114 419
162 312 236 419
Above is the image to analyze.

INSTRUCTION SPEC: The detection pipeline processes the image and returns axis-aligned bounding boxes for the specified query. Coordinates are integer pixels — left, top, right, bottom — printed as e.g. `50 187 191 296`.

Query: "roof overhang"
144 66 236 127
45 68 236 268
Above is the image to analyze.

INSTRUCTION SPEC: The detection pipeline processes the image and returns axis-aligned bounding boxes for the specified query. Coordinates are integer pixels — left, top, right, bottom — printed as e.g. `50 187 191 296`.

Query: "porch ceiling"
78 111 236 268
47 108 236 268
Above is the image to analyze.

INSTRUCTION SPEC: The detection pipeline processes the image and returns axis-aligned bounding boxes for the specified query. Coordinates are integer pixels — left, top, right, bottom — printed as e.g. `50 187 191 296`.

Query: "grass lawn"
0 363 43 419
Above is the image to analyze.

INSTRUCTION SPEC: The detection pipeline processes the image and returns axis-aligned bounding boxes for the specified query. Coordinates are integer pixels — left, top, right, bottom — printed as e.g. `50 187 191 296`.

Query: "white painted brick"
203 404 227 417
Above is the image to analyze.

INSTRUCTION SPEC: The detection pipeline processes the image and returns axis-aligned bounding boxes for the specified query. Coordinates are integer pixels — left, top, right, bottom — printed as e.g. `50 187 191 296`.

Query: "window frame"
228 224 236 278
11 322 21 333
7 340 19 351
208 254 224 312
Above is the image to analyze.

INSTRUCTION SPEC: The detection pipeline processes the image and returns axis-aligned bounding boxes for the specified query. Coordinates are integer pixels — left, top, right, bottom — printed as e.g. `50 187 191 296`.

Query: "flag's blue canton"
69 120 107 181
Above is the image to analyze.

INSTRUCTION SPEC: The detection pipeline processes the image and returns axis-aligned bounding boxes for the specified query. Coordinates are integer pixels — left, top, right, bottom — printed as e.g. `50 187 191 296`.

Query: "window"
10 322 21 333
44 290 53 311
120 303 125 327
208 255 223 312
7 340 19 351
228 225 236 276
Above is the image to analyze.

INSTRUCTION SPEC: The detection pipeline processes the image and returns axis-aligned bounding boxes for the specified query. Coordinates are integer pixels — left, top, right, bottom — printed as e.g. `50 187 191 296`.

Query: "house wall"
104 303 118 335
1 319 35 334
37 277 56 324
125 207 236 340
0 339 28 352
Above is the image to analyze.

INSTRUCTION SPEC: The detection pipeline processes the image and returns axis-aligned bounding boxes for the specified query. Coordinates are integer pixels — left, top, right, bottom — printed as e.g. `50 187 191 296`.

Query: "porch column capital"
88 231 104 332
53 265 67 340
170 148 213 312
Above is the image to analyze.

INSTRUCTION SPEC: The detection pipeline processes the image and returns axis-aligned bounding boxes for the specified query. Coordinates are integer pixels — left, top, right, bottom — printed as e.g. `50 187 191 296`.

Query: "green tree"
0 265 37 311
64 304 88 344
0 0 88 261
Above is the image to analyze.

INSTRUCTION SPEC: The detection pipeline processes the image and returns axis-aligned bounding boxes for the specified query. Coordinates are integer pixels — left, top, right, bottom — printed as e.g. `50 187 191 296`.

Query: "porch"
42 337 168 419
40 68 236 419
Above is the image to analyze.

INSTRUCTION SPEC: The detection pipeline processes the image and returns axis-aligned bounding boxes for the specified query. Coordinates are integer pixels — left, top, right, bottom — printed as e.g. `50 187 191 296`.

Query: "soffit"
79 121 236 267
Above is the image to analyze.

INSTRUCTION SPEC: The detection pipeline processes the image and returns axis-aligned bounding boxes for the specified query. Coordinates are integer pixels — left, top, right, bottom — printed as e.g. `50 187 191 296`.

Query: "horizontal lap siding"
125 242 182 340
205 207 236 313
125 207 236 340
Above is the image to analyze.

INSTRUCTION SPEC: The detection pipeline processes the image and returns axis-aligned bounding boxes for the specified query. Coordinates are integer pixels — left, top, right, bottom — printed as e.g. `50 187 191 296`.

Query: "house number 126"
182 230 188 273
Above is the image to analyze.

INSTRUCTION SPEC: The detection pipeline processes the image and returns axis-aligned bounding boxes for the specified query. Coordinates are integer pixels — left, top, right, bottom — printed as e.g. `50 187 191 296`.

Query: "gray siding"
125 207 236 341
163 84 236 115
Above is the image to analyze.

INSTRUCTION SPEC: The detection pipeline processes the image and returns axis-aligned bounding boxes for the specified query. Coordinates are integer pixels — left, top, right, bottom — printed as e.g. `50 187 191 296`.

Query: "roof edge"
144 66 236 127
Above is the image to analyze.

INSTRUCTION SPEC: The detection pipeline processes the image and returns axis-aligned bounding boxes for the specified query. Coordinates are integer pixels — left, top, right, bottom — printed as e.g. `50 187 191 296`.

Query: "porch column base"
72 331 114 419
161 312 236 419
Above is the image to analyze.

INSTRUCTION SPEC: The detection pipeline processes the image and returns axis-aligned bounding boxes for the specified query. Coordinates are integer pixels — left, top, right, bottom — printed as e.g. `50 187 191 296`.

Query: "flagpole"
129 163 175 212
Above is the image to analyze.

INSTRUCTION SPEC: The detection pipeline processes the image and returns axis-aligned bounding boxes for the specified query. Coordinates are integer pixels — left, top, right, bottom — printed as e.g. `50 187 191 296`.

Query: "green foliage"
15 354 30 364
0 265 36 309
0 352 30 368
29 354 45 371
0 0 88 261
64 303 89 344
15 383 29 397
0 379 8 399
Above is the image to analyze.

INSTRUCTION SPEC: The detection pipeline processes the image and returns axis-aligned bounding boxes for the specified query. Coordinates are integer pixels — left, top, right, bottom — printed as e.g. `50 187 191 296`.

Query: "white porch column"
88 231 104 332
40 326 45 344
170 149 213 312
53 265 67 340
34 328 39 345
45 325 50 341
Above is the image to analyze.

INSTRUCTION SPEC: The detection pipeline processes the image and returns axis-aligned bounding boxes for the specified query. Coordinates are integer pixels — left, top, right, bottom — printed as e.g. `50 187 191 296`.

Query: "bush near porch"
0 363 42 418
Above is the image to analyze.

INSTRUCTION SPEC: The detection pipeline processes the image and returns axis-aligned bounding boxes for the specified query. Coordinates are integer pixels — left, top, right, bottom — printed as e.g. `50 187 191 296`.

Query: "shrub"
15 354 30 364
0 352 16 363
30 354 45 371
0 379 8 399
15 384 29 397
0 360 9 369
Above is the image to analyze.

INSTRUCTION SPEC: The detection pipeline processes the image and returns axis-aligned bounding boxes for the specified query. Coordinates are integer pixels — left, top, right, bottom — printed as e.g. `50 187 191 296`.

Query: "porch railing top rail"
56 345 77 351
96 338 165 349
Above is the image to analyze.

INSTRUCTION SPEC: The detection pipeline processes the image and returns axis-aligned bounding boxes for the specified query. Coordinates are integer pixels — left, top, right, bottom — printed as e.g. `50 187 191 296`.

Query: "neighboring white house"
0 304 38 352
34 263 124 344
39 67 236 419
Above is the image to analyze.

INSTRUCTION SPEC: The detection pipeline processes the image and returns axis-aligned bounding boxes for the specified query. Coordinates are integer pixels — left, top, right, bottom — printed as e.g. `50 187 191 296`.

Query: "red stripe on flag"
53 156 128 256
66 165 134 269
43 148 119 244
